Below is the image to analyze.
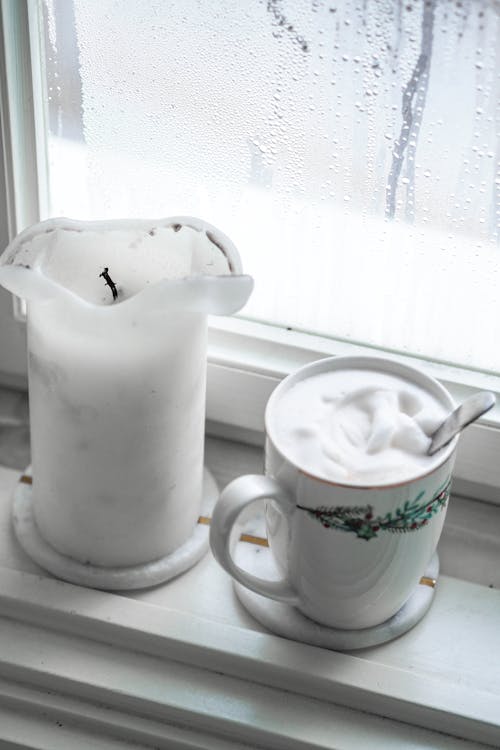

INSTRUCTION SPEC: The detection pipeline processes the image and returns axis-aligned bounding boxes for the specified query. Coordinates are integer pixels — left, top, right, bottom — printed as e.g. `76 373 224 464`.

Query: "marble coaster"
233 535 439 651
12 467 218 591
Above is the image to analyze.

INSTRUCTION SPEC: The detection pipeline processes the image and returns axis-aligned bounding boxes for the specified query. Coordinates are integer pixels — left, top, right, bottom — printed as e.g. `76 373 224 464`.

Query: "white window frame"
0 4 499 748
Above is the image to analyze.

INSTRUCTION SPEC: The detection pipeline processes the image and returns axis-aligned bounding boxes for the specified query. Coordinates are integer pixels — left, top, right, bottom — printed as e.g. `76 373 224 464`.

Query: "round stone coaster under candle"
13 468 218 590
0 216 253 588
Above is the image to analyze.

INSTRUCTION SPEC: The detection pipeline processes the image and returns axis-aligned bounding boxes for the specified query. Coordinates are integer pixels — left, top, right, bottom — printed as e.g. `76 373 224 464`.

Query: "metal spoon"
427 391 496 456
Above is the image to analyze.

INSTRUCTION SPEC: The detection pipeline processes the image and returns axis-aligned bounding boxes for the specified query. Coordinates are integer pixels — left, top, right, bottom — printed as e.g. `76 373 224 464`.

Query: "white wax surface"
272 369 448 485
6 223 231 305
28 303 207 567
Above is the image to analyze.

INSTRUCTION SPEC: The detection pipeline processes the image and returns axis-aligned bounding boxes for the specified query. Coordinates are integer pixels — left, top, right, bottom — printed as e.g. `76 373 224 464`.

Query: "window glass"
41 0 499 370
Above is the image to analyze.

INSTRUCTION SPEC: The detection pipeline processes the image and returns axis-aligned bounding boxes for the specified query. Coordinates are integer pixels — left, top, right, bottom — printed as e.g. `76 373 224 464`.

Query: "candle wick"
99 267 118 301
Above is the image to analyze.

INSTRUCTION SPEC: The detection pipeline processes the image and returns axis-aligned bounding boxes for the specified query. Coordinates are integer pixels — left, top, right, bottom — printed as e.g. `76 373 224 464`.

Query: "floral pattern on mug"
296 479 451 540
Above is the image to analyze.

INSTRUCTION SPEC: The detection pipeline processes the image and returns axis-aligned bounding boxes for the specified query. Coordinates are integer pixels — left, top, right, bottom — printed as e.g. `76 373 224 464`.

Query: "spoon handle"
427 391 496 456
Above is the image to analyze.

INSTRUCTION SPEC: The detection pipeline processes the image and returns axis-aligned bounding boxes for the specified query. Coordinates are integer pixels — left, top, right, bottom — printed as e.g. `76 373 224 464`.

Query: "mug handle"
209 474 300 605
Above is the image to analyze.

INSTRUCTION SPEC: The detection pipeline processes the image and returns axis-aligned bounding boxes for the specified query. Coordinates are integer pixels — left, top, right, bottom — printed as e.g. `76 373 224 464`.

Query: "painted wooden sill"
0 445 498 749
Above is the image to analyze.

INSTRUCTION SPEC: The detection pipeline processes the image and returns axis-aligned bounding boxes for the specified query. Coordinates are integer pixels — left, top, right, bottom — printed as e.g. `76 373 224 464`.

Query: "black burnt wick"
99 267 118 301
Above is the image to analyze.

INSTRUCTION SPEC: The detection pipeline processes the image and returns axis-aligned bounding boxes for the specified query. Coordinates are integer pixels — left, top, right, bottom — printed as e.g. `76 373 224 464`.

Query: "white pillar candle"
0 217 252 568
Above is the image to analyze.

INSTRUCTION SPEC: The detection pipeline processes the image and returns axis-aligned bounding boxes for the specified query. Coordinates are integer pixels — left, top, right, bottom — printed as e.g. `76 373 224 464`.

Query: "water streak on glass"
40 0 500 372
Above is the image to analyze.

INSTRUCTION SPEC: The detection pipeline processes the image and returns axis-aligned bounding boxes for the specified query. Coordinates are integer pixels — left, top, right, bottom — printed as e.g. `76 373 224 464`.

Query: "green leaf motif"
297 480 451 541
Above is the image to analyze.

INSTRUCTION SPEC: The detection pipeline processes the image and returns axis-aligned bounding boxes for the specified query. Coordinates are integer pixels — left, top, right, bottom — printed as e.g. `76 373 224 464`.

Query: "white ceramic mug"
210 356 458 630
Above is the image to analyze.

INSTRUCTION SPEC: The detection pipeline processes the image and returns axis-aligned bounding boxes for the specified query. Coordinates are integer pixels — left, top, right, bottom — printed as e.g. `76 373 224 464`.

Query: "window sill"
0 438 498 749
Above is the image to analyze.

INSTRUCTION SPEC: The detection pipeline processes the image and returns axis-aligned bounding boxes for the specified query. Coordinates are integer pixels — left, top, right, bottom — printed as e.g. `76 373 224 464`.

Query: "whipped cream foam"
272 368 448 485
